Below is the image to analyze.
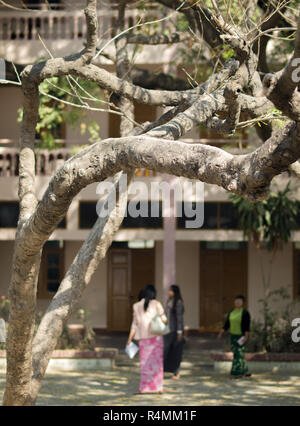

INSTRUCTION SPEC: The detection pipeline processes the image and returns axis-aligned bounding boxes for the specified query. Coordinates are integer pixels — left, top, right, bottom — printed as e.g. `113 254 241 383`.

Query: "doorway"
107 247 155 331
199 241 248 329
293 244 300 299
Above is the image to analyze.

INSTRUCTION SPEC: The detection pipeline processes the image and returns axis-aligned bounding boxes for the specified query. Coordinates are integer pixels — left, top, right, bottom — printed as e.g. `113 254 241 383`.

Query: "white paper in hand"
125 342 139 359
0 319 6 343
237 336 246 346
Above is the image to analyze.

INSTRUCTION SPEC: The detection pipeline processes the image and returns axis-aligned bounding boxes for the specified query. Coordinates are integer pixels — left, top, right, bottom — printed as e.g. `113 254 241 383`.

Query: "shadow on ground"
0 336 299 406
1 353 299 406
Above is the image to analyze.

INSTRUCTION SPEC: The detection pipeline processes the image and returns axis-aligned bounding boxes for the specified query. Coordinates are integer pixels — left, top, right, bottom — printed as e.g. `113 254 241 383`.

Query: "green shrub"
247 288 300 353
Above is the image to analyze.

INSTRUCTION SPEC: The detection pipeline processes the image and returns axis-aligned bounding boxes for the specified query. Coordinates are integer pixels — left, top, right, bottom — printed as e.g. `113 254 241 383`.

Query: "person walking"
218 295 251 379
163 285 185 380
127 284 167 394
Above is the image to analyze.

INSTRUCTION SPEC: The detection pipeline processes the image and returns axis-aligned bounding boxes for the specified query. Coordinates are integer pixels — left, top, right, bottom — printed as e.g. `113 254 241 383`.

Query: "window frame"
0 201 19 229
176 201 240 230
37 243 64 300
78 200 163 230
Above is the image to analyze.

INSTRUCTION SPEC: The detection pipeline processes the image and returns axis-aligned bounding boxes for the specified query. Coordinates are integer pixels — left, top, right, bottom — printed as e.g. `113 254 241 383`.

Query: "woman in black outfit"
163 285 185 380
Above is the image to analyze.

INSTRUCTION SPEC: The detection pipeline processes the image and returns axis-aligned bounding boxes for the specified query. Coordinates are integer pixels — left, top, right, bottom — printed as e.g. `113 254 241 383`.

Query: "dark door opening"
199 241 248 330
107 246 155 331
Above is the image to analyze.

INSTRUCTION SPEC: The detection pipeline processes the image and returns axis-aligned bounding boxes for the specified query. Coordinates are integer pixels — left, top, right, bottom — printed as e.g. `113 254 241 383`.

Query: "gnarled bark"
2 0 300 406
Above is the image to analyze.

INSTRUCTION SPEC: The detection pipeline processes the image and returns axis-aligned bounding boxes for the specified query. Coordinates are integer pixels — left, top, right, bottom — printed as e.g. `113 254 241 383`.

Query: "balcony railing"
0 7 166 41
0 147 71 177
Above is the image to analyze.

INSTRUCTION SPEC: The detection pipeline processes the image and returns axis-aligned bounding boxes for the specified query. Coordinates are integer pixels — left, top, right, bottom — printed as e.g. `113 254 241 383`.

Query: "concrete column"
161 52 177 305
162 175 176 304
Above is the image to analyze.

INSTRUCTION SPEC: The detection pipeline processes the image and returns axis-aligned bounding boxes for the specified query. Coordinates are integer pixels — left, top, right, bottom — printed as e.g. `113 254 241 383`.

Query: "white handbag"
150 303 170 336
125 341 139 359
0 319 6 343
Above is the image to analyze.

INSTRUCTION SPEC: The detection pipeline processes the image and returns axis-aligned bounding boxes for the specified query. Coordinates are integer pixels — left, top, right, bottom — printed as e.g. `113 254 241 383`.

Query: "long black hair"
170 284 184 311
138 288 145 301
141 284 156 311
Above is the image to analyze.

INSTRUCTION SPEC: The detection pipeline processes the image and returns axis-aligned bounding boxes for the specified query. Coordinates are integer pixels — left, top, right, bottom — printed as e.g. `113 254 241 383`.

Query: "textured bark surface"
2 0 300 405
3 75 41 406
29 1 136 404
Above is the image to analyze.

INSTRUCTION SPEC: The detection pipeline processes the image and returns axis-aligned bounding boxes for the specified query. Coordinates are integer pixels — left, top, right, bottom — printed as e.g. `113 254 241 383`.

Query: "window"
0 202 66 229
0 202 19 228
200 241 247 250
292 202 300 229
57 216 67 229
111 241 129 249
122 202 163 229
79 201 163 229
79 202 98 229
293 244 300 298
219 202 239 229
0 201 66 229
177 202 240 230
202 202 218 229
37 241 64 299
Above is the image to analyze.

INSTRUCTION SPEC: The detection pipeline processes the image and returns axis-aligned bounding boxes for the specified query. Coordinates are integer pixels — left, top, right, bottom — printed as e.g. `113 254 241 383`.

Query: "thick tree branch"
130 67 191 91
206 82 242 135
4 38 42 409
114 1 134 136
156 0 222 49
253 4 287 74
30 171 129 402
82 0 98 63
126 31 190 45
262 12 300 121
145 91 273 140
3 0 100 407
30 3 137 401
22 59 197 106
15 120 300 267
5 0 300 407
21 54 240 108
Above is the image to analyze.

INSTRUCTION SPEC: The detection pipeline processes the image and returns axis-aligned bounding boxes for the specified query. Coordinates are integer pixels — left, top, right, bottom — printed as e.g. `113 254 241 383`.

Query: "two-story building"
0 1 299 333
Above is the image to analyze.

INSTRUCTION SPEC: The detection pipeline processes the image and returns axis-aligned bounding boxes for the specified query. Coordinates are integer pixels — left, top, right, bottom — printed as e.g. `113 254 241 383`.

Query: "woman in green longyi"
218 295 251 379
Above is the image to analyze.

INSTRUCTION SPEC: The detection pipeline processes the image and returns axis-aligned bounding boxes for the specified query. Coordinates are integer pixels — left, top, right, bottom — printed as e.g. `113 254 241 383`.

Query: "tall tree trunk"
28 1 136 404
3 82 40 406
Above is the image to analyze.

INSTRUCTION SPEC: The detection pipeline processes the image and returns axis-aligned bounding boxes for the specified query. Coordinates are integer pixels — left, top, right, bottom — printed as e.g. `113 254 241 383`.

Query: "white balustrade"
0 8 165 41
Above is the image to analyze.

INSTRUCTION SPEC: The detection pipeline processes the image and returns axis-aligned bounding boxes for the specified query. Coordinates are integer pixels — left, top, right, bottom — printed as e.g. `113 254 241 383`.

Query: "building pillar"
161 53 177 305
162 175 176 305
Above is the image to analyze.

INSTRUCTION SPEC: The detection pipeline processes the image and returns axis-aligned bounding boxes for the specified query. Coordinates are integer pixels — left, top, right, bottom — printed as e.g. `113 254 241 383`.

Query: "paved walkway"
0 352 299 406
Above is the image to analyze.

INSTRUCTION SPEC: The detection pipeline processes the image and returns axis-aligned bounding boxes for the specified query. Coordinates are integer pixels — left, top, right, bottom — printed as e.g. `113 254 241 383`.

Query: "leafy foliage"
18 76 104 149
247 287 300 353
230 182 299 251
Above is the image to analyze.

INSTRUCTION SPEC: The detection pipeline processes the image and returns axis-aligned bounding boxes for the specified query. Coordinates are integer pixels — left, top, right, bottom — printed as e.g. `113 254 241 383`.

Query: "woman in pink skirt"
127 285 167 394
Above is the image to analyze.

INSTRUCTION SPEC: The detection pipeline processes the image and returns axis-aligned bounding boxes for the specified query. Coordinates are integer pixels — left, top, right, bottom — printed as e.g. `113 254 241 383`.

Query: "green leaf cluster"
17 76 103 150
230 182 299 251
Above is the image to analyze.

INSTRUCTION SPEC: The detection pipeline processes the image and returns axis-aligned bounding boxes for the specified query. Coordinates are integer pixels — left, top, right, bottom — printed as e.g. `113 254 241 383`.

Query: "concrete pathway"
0 352 299 406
